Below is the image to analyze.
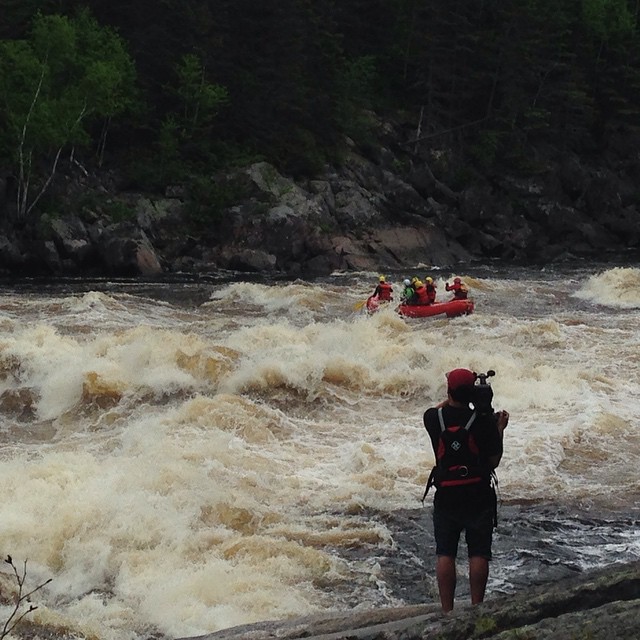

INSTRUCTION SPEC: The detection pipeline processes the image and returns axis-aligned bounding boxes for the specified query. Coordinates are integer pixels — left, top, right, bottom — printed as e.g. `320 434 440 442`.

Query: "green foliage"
4 0 640 203
184 175 242 226
0 10 135 154
0 0 39 38
173 53 228 136
581 0 635 42
153 53 229 179
101 200 135 223
0 9 136 216
469 130 501 171
279 127 328 177
522 107 552 133
157 115 182 182
334 55 378 140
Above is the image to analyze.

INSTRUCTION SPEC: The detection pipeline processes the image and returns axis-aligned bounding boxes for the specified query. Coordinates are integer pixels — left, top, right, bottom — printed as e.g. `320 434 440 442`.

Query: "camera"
472 369 495 415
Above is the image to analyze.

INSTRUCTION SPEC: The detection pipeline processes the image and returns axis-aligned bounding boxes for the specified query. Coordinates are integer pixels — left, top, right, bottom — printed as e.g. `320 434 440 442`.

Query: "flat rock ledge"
178 560 640 640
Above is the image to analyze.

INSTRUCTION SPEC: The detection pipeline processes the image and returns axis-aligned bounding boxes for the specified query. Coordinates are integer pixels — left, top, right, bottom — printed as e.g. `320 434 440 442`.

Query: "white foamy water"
0 265 639 639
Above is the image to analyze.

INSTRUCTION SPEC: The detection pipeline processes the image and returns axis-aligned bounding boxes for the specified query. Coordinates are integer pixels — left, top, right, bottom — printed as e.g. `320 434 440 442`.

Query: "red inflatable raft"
366 296 474 318
397 299 474 318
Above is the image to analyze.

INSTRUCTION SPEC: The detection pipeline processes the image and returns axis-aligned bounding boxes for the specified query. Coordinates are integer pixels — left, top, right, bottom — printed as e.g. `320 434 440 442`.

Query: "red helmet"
454 277 461 284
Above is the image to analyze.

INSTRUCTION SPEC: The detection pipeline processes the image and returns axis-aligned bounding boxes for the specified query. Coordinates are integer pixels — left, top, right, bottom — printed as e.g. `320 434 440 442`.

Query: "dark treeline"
2 0 640 220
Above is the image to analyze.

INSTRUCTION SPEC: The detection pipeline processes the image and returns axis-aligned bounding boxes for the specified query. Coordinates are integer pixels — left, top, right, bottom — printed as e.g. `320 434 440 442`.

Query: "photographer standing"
422 368 509 613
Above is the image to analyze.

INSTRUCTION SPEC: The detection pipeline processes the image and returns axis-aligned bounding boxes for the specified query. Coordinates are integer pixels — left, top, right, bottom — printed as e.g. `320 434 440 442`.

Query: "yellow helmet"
411 276 418 284
426 277 433 283
379 275 385 282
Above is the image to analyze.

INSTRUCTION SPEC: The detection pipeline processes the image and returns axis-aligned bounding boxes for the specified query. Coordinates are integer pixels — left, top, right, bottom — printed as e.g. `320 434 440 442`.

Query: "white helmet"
403 279 411 286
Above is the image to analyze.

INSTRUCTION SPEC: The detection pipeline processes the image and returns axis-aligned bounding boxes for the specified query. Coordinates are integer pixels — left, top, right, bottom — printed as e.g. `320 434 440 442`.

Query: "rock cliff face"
177 561 640 640
1 115 640 277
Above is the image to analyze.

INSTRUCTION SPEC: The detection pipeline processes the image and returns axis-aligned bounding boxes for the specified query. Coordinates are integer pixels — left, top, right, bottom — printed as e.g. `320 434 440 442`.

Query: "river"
0 262 639 640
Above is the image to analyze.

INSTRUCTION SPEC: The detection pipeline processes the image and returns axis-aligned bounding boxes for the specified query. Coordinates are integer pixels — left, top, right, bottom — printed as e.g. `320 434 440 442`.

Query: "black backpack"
422 407 486 502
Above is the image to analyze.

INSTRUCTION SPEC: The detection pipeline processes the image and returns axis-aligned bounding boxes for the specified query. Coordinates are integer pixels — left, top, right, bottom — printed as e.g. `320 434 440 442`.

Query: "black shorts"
433 500 495 559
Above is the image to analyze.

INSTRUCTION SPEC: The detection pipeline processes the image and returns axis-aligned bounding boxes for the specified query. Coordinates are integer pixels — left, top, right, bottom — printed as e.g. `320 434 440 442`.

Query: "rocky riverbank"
178 560 640 640
2 114 640 278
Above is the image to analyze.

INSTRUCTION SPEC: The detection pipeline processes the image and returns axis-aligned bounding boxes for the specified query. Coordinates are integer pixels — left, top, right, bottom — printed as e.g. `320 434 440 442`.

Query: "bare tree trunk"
25 147 62 217
24 104 87 218
70 146 89 177
17 65 46 219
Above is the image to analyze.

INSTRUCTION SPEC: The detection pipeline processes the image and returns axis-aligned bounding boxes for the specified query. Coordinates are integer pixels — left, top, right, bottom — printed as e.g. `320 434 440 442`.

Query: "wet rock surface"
178 560 640 640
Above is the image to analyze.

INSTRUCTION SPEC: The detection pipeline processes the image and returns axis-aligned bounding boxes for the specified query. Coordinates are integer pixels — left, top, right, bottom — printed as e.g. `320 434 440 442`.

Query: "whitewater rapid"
0 264 638 639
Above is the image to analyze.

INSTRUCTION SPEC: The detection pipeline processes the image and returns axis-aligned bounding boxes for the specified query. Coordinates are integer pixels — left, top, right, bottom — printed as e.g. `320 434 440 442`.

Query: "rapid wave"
0 265 638 640
574 266 640 308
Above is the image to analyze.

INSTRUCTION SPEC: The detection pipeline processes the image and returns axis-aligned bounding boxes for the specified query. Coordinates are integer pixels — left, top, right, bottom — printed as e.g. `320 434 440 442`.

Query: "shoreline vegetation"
2 3 640 278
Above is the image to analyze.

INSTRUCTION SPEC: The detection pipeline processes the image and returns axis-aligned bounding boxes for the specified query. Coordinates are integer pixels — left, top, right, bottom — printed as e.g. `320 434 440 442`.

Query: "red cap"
446 368 476 390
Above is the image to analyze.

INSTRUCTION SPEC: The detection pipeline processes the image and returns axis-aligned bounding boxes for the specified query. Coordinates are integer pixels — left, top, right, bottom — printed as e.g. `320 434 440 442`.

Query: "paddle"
353 299 368 311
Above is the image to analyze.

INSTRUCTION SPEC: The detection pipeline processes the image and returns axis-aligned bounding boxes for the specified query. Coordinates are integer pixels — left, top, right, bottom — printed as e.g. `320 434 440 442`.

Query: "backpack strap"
438 407 477 431
421 466 437 504
464 411 477 430
424 409 479 503
490 470 500 527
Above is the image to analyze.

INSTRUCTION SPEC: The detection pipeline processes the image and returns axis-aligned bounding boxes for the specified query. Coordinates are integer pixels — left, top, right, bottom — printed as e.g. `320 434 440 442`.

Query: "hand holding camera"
471 369 495 415
472 369 509 431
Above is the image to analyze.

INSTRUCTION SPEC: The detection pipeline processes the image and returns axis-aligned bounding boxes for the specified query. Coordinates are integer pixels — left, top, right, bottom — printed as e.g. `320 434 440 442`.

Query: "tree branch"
17 63 46 218
1 556 52 640
26 102 87 217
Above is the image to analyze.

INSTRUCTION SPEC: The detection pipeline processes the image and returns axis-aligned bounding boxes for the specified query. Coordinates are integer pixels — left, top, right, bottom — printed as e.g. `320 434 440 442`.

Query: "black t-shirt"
423 404 503 507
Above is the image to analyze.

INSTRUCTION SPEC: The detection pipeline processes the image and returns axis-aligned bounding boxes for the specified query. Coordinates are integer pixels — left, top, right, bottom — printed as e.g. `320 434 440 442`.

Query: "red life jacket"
426 284 437 303
377 282 393 301
414 284 429 304
447 282 468 299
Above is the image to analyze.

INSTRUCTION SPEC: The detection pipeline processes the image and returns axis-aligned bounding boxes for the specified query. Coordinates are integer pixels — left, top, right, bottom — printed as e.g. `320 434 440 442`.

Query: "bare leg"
469 556 489 605
436 555 456 612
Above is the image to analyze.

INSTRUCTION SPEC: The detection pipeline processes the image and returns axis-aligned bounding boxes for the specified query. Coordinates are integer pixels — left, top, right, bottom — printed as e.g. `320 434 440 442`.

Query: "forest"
2 0 640 224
